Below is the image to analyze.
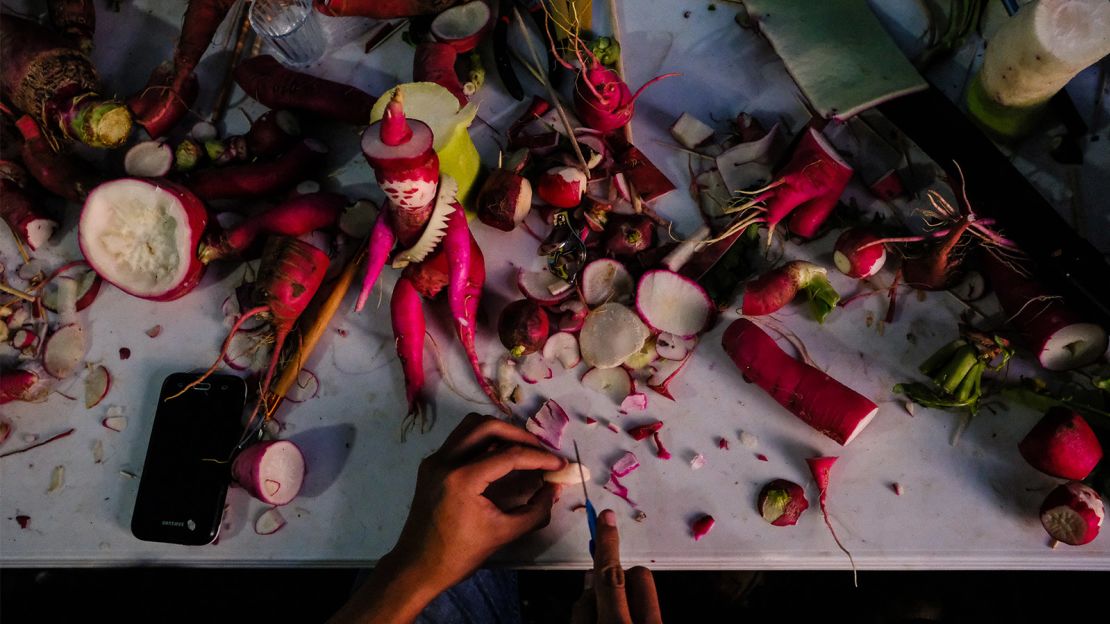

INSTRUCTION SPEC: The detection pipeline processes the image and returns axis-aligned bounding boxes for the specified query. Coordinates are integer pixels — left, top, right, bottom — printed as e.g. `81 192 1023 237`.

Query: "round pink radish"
476 169 532 232
430 0 492 53
124 141 173 177
581 258 634 306
536 166 586 208
516 267 573 305
232 440 306 506
758 479 809 526
833 228 886 279
1040 482 1104 546
1018 407 1103 480
79 178 208 301
579 302 651 369
542 331 581 369
636 270 712 338
582 366 633 405
43 324 87 379
498 299 550 357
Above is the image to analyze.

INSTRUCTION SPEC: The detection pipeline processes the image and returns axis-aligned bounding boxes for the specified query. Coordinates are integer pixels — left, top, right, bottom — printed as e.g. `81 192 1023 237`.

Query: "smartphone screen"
131 373 247 545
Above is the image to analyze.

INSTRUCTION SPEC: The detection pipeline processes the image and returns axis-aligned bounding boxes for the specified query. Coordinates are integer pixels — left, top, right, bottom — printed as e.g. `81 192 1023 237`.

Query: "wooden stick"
0 283 35 302
210 3 253 124
265 242 368 418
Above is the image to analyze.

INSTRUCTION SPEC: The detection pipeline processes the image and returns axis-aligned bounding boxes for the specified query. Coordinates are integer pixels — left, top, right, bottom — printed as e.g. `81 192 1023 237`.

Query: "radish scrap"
526 400 570 451
102 415 127 432
691 514 715 541
254 507 287 535
612 452 641 478
285 369 320 403
758 479 809 526
627 420 663 441
519 352 553 384
652 432 672 460
689 454 706 470
604 473 637 507
47 465 65 493
517 268 573 305
84 365 111 408
619 392 648 413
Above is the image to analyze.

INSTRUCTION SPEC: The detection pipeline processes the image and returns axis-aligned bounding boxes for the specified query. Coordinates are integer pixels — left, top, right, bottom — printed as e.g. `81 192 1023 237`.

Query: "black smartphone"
131 373 247 545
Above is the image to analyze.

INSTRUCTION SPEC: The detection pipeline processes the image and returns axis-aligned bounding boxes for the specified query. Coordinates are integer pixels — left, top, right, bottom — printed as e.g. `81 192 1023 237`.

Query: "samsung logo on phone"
160 519 197 531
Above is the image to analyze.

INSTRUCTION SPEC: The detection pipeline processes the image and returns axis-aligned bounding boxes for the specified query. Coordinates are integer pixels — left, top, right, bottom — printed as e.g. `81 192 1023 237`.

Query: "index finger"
459 444 566 491
446 417 549 462
593 509 632 624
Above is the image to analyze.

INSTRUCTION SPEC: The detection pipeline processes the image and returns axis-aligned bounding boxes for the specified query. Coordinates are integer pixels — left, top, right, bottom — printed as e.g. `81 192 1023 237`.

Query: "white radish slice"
613 172 631 201
579 303 651 369
338 200 378 239
285 369 319 403
232 440 306 506
526 399 570 451
102 415 128 432
612 451 640 477
636 270 712 338
670 112 715 149
543 462 591 485
581 259 635 307
124 141 173 177
254 507 286 535
43 324 87 379
542 332 581 369
519 351 552 384
620 392 648 412
189 121 218 142
581 366 633 405
655 332 691 361
84 364 111 408
41 267 101 313
517 268 573 305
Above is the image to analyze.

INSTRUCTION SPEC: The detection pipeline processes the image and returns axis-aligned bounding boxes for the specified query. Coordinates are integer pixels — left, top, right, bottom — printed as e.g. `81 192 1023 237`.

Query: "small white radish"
620 392 648 412
636 270 712 338
285 369 319 403
84 364 111 409
581 258 635 307
254 507 286 535
517 267 573 305
581 367 634 405
670 112 714 149
102 415 127 432
579 303 651 369
124 141 174 177
543 462 591 485
542 332 581 369
519 352 552 384
611 451 640 477
232 440 306 506
526 399 570 451
43 324 87 379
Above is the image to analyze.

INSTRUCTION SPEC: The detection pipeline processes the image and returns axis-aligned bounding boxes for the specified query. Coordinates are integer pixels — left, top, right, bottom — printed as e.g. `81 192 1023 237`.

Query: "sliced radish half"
43 324 87 379
254 507 286 535
102 415 128 432
1038 324 1107 372
79 178 208 301
285 369 319 403
232 440 306 506
636 270 712 338
517 267 573 305
430 0 492 53
581 258 634 307
84 364 111 408
542 332 581 369
579 302 651 369
124 141 174 177
41 265 101 313
581 367 633 405
519 351 552 384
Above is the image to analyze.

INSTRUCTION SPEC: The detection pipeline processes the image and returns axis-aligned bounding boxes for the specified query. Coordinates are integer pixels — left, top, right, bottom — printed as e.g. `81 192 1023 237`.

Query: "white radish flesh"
285 369 319 403
232 440 306 506
661 226 711 272
581 259 634 307
581 366 634 405
517 268 573 305
670 112 715 149
190 121 218 142
124 141 174 177
519 351 552 384
43 324 87 379
102 415 127 432
542 332 581 369
496 357 518 402
543 462 591 485
41 267 101 313
579 303 651 369
636 270 712 338
84 364 111 408
254 507 286 535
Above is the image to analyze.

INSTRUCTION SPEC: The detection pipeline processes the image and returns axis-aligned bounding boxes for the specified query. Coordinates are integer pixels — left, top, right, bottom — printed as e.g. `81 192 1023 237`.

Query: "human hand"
386 413 566 595
572 509 662 624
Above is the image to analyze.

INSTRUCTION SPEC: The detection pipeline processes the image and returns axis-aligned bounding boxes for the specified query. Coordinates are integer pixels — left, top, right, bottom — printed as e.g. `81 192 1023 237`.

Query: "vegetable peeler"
572 440 597 559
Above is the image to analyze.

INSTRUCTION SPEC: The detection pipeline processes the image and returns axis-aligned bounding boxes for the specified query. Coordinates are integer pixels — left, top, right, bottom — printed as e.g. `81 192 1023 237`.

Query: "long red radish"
1018 407 1103 480
129 0 236 138
742 261 840 323
353 211 396 312
16 116 101 202
313 0 454 18
498 299 549 357
187 139 328 201
48 0 96 54
235 55 377 125
0 161 57 250
807 457 857 584
231 440 306 506
0 15 131 148
413 42 468 107
80 178 209 301
1040 482 1104 546
198 192 345 264
983 255 1107 371
758 479 809 527
833 228 887 279
722 319 879 445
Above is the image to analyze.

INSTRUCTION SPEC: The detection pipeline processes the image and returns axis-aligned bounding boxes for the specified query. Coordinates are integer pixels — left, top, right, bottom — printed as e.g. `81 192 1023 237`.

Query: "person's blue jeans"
415 569 521 624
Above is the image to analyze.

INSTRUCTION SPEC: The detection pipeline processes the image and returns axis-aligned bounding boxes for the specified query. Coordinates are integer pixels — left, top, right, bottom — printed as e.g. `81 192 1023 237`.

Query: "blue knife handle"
585 500 598 559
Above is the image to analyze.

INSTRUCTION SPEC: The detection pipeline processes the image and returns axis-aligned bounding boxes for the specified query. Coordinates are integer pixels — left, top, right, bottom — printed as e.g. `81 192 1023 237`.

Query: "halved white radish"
84 364 111 409
79 178 208 301
43 324 87 379
338 199 377 239
517 267 573 305
519 351 552 384
526 399 570 451
285 369 319 403
620 392 648 412
254 507 286 535
670 112 715 149
41 266 101 313
636 270 712 338
232 440 306 506
648 355 691 400
124 141 174 177
581 366 633 405
542 332 581 369
579 303 651 369
543 462 591 485
102 415 127 432
430 0 492 53
656 332 697 361
581 258 634 307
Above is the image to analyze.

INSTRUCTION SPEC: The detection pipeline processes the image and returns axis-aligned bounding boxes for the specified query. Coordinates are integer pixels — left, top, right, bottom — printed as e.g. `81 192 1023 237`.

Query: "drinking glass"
249 0 326 67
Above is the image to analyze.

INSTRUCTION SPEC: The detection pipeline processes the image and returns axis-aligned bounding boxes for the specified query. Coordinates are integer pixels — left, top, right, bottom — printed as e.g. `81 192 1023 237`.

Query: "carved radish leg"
354 212 397 312
392 277 428 434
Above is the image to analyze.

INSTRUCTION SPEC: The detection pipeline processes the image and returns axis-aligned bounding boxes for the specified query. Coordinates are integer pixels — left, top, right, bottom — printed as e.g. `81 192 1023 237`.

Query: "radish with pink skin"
636 270 712 338
626 420 662 441
620 393 648 412
833 228 887 279
232 440 306 506
758 479 809 526
197 192 345 264
187 139 328 201
79 178 209 301
565 43 678 134
536 166 587 208
542 332 581 369
84 364 110 408
742 261 840 323
498 299 550 357
1040 482 1104 546
581 258 634 306
429 1 491 53
603 215 654 257
722 319 878 446
1018 407 1103 480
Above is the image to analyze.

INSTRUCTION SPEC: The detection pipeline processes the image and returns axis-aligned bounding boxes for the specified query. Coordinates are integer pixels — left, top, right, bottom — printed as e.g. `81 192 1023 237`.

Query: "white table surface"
2 0 1109 570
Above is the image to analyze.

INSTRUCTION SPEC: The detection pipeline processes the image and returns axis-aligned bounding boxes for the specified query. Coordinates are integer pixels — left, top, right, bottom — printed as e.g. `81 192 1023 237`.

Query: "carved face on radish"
78 178 208 301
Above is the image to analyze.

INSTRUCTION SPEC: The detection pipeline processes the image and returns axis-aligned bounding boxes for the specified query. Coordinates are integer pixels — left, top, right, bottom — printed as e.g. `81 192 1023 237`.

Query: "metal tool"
539 211 587 283
573 440 597 559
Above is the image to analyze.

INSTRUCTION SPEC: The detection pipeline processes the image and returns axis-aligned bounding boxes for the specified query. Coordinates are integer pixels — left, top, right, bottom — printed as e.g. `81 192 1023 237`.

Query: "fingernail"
583 570 594 590
600 509 616 527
